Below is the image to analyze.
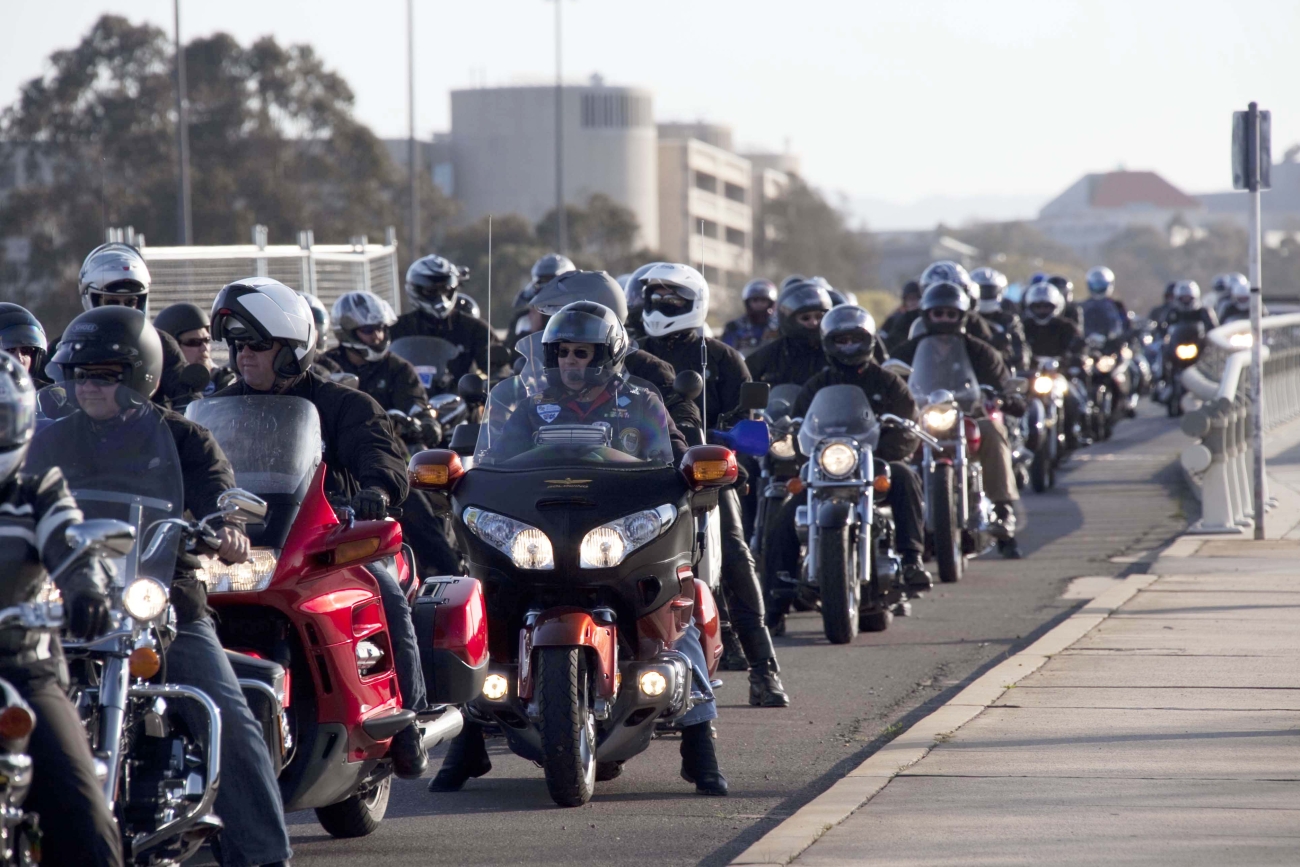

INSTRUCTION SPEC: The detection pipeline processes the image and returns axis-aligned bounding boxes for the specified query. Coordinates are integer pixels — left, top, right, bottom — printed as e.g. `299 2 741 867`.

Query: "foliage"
950 221 1085 289
761 174 878 295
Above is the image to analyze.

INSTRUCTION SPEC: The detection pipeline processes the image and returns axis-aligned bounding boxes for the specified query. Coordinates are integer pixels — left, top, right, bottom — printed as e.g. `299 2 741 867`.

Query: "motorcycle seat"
225 650 286 692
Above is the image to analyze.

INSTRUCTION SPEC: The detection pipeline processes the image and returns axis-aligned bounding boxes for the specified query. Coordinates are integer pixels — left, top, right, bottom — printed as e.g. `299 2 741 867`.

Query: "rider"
1084 266 1130 320
0 351 121 867
881 280 923 352
919 261 999 346
622 261 666 345
768 306 932 606
1047 275 1084 330
638 264 790 708
300 291 342 374
1217 273 1260 324
433 301 731 795
1168 280 1219 331
1022 283 1089 449
154 302 238 394
891 282 1025 559
745 279 835 386
512 253 577 337
1148 282 1178 327
324 291 461 577
0 303 49 383
971 267 1030 372
721 278 779 355
209 278 431 782
38 306 293 867
391 254 497 384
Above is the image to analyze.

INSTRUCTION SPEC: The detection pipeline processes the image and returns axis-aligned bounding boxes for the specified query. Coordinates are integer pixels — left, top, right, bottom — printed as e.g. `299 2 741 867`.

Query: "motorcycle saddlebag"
412 577 489 705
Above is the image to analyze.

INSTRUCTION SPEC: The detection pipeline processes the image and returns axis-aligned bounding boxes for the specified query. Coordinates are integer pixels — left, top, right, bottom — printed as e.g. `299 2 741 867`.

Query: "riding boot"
679 721 728 796
719 626 748 671
427 722 491 792
901 552 932 597
390 721 429 780
747 657 791 707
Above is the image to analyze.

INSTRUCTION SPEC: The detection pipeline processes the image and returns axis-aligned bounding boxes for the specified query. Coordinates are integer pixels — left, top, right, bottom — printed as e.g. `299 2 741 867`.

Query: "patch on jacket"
537 403 561 423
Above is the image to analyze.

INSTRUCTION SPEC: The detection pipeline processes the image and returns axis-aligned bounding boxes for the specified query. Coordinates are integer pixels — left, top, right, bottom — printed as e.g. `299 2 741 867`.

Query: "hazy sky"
4 1 1297 228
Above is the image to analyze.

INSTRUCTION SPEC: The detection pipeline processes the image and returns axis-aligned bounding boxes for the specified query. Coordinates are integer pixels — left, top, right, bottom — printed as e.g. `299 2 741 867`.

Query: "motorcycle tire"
315 776 391 838
818 524 859 645
1167 378 1182 418
1031 449 1050 494
930 464 963 584
537 646 597 807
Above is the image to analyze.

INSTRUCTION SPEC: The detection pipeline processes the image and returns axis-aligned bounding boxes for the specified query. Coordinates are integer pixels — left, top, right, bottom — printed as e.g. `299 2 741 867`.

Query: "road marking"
729 570 1163 866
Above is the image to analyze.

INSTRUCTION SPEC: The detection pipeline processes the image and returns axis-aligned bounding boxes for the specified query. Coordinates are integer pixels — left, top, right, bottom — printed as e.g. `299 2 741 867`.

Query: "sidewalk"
733 537 1300 866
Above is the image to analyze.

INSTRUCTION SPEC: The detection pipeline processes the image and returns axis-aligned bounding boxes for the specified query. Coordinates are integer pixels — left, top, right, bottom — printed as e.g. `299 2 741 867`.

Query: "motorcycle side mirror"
458 373 487 405
882 359 912 378
737 381 770 412
180 363 212 391
65 518 136 559
1007 376 1029 395
674 370 704 401
408 448 465 491
710 419 770 457
217 489 269 523
330 371 361 390
680 445 738 491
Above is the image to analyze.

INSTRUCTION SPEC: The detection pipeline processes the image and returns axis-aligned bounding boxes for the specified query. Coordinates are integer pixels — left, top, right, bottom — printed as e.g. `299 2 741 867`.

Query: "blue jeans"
167 617 292 867
366 558 427 712
675 623 717 727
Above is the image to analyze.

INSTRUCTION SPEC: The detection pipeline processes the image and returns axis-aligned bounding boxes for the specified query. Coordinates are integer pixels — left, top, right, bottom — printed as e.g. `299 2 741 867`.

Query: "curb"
729 569 1163 866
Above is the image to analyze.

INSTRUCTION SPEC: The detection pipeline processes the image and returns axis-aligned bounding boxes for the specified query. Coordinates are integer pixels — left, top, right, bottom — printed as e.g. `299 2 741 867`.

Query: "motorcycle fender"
816 499 857 529
691 579 722 678
519 609 617 701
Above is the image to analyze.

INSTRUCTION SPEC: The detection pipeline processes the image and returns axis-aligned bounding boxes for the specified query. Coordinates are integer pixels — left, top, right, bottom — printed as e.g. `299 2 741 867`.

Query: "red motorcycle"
186 395 487 837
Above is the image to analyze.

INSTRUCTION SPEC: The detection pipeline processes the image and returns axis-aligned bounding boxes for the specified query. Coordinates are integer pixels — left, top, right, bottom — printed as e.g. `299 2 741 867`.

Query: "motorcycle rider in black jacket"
209 279 431 785
154 302 239 397
745 280 836 386
0 303 51 386
881 280 923 353
0 352 122 867
971 267 1030 372
639 263 790 709
391 254 499 385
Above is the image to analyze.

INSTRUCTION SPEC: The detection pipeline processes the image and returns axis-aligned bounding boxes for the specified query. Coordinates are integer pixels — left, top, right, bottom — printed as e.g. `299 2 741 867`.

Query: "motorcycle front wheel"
1031 447 1051 494
818 523 859 645
315 775 391 838
537 646 597 807
930 463 963 583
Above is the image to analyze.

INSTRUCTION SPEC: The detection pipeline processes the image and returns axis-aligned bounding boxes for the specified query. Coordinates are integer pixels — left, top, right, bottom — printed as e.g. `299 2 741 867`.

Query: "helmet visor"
411 274 457 299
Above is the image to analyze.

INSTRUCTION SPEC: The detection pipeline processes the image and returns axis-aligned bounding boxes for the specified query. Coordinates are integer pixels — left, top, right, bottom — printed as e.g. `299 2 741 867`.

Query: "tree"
761 175 877 296
536 193 662 277
951 221 1084 289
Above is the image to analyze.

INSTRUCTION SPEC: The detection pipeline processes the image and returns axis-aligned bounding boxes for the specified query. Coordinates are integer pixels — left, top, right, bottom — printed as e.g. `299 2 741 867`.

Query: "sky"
4 0 1298 229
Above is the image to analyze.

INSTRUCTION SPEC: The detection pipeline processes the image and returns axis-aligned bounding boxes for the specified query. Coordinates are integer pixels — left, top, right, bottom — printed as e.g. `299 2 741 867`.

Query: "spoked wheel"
537 646 597 807
316 775 391 838
818 523 859 644
930 464 963 583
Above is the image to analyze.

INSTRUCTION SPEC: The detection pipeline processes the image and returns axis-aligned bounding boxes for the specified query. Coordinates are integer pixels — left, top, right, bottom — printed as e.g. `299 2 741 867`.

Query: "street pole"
407 0 419 265
1247 102 1266 538
554 0 566 254
173 0 192 245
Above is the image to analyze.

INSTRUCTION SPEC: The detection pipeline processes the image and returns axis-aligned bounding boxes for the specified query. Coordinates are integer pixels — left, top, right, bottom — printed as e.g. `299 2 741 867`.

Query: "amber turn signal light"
411 464 449 486
408 449 464 490
786 477 804 496
0 705 34 740
692 460 730 482
335 537 381 565
129 647 162 679
873 475 892 494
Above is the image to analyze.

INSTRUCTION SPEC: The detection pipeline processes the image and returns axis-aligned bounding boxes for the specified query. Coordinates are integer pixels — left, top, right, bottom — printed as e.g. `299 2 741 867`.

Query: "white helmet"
78 243 151 313
211 277 317 379
1173 280 1201 308
1229 277 1251 306
1085 266 1116 297
640 263 710 337
1024 282 1064 325
332 291 398 362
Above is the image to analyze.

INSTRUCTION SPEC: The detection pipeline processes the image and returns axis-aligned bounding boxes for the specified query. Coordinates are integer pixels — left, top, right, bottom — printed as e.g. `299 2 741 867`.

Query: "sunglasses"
71 367 126 386
178 336 212 348
795 311 824 326
556 347 593 360
6 346 40 361
355 325 386 337
230 338 276 353
927 309 963 323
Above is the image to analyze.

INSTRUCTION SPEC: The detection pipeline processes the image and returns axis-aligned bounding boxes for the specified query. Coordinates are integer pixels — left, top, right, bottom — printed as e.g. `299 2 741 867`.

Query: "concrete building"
658 126 753 291
382 134 454 197
1035 170 1204 259
743 151 800 274
447 82 658 248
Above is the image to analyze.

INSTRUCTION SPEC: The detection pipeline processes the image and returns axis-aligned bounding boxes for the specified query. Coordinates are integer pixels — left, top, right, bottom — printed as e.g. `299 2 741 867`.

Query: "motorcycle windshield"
475 370 675 469
907 334 982 410
185 396 322 496
389 336 461 394
1082 300 1126 341
28 386 184 586
797 384 880 456
767 383 803 420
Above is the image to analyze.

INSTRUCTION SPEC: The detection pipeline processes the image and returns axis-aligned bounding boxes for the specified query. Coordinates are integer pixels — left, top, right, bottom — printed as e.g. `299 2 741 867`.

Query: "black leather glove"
351 487 390 521
68 589 111 639
1002 394 1027 417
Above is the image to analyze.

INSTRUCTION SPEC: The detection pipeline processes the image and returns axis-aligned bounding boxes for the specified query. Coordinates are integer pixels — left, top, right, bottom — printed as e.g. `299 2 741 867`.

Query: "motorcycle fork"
804 486 817 583
99 654 130 808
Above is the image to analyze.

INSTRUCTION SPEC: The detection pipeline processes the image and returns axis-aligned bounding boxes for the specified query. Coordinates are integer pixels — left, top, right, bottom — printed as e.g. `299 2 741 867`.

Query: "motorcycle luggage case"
412 577 489 704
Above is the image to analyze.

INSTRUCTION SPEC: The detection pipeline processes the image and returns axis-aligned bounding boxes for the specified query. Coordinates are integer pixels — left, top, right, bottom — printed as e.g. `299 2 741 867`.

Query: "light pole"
407 0 419 264
173 0 192 245
552 0 566 254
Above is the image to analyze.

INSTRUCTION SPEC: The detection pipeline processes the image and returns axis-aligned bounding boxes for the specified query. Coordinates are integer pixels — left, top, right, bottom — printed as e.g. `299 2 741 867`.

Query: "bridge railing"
1179 313 1300 533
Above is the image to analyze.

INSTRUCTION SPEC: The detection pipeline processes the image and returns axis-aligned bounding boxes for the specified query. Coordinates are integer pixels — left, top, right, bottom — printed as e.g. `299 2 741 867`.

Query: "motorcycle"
1160 318 1207 418
390 336 462 398
405 361 744 807
185 394 482 838
1025 358 1068 492
28 389 223 865
749 384 805 585
789 386 930 642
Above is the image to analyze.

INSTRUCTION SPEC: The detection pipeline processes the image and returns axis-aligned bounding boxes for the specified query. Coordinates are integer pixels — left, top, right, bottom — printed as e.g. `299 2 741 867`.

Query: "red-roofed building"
1037 170 1205 257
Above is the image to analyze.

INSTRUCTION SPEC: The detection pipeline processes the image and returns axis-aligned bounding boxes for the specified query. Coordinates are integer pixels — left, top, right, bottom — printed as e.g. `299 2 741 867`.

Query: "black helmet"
0 303 48 372
820 305 877 368
779 274 807 292
1047 275 1074 302
298 292 331 352
541 301 629 390
405 254 467 319
901 279 922 301
531 253 576 288
211 278 317 379
776 280 834 341
48 306 164 405
0 352 35 486
742 278 778 304
531 270 628 322
153 302 210 338
919 281 969 335
624 262 665 320
920 260 971 290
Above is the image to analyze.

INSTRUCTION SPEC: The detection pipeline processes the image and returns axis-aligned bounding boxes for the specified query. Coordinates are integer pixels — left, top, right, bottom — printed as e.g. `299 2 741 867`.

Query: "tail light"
433 579 488 668
964 416 982 451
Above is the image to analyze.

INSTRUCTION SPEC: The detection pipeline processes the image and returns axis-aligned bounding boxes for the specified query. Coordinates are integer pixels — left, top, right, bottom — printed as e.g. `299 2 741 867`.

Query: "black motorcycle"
1161 319 1207 417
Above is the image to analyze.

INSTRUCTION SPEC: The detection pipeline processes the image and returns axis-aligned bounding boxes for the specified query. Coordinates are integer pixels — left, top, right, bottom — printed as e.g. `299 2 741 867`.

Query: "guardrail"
1178 313 1300 533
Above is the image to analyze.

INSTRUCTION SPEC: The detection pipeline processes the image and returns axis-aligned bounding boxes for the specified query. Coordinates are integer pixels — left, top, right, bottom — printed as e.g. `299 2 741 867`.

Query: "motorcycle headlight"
196 548 278 593
579 504 677 569
1175 343 1199 361
463 507 554 570
1096 355 1117 374
922 405 959 433
817 442 859 479
123 577 168 622
769 435 796 459
1032 375 1054 396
